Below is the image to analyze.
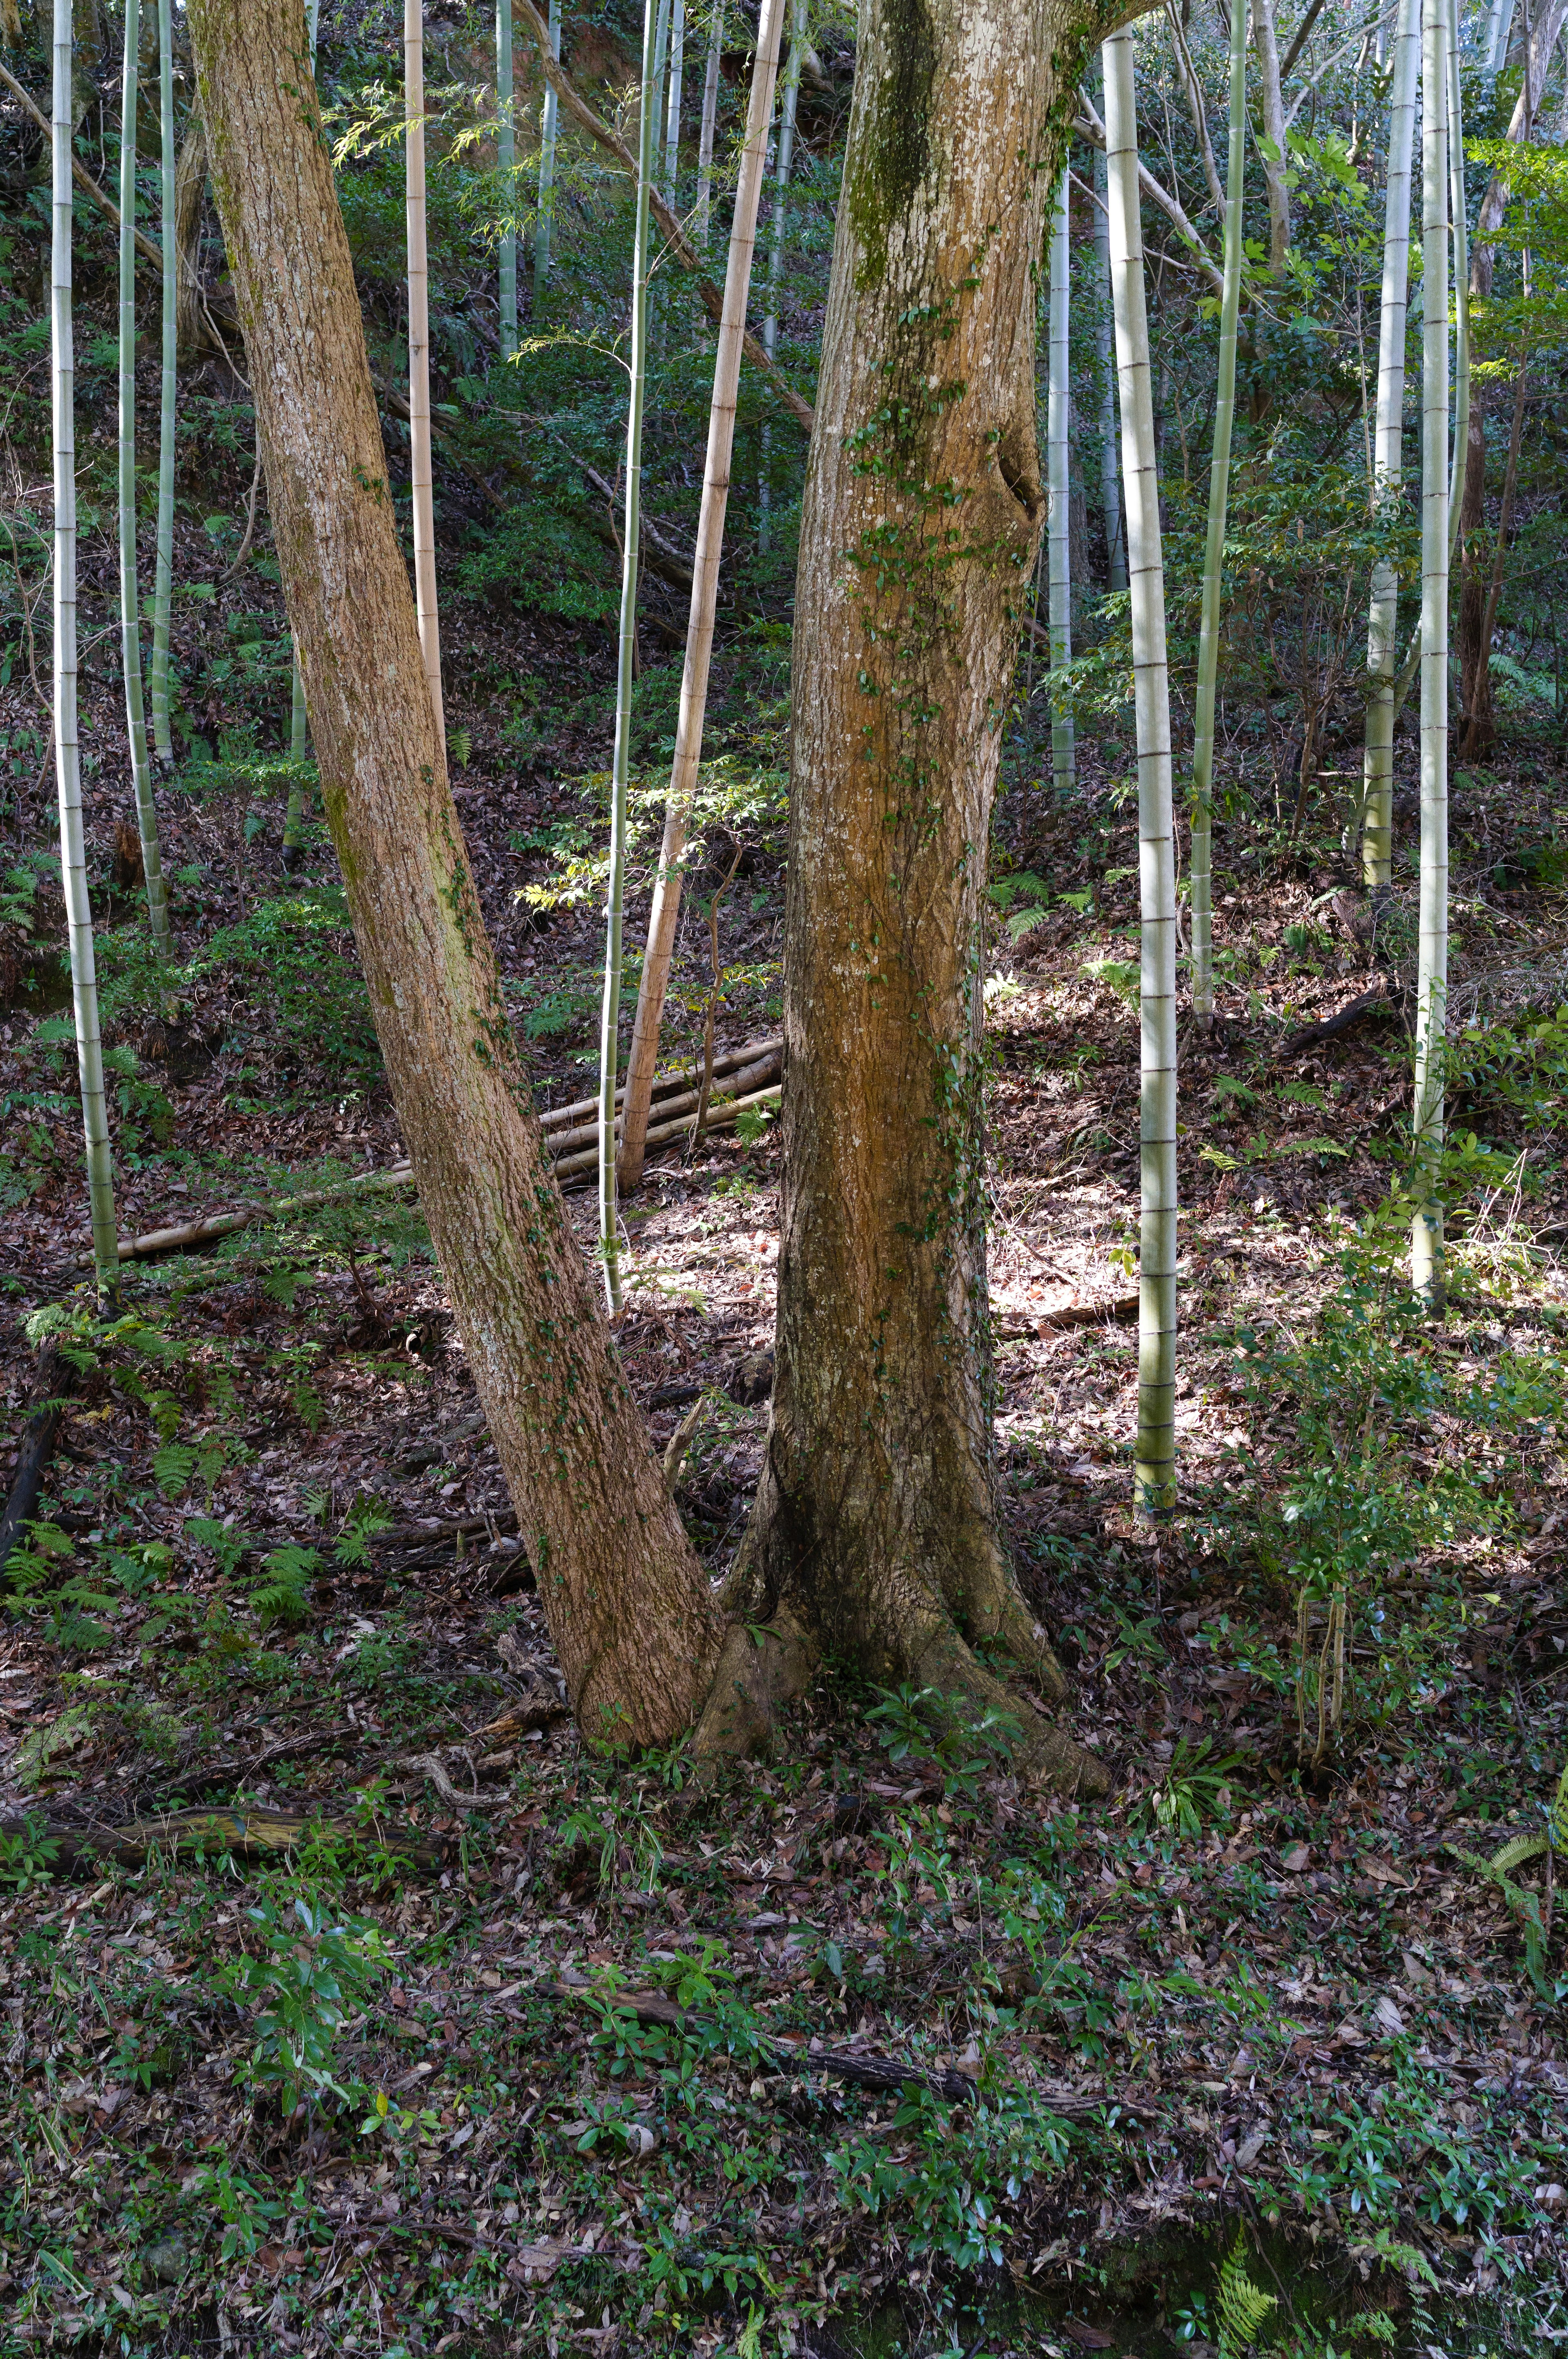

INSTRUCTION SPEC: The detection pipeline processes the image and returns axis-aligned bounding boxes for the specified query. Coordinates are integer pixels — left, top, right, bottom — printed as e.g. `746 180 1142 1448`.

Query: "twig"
0 59 164 268
221 446 265 577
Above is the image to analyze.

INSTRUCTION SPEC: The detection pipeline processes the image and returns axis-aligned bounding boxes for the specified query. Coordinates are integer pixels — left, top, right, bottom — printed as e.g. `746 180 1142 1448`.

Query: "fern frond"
1217 2230 1277 2359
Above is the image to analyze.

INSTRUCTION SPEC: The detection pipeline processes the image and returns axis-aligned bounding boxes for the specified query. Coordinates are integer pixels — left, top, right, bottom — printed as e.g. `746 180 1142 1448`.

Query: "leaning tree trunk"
695 0 1111 1797
1412 0 1450 1309
117 0 172 957
54 0 120 1298
187 0 720 1748
1361 0 1418 893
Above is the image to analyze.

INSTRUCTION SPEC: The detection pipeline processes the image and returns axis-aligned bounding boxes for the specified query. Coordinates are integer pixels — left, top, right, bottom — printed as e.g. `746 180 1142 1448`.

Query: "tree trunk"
617 0 787 1193
1360 0 1418 892
1470 0 1568 299
697 0 1109 1799
405 0 445 745
1189 0 1247 1024
172 111 208 357
757 0 803 555
187 0 721 1749
117 0 172 958
1413 0 1450 1310
54 0 119 1299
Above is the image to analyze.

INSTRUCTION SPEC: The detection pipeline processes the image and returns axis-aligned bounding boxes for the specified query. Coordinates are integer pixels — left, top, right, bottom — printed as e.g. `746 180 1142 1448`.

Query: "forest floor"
3 568 1568 2357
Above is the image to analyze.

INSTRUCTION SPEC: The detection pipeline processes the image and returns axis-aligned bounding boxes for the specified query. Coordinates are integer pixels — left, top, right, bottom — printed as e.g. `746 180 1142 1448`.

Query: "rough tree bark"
187 0 720 1749
694 0 1114 1797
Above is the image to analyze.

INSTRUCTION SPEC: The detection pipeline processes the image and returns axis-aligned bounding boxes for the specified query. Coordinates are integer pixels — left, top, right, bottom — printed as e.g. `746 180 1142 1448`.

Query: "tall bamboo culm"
597 0 662 1309
497 0 517 355
1189 0 1245 1025
405 0 445 745
117 0 172 956
1092 137 1125 592
616 0 786 1191
1413 0 1451 1307
664 0 685 198
1046 165 1074 793
1104 19 1176 1519
148 0 176 767
534 0 560 303
757 0 802 556
53 0 120 1298
1447 0 1472 561
695 0 724 249
1361 0 1419 891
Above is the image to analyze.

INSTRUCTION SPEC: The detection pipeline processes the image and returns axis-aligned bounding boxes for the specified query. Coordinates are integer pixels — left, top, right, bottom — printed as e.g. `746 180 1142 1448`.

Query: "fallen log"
1277 979 1399 1060
552 1978 977 2105
553 1083 781 1183
0 1347 78 1583
85 1038 784 1263
0 1802 445 1876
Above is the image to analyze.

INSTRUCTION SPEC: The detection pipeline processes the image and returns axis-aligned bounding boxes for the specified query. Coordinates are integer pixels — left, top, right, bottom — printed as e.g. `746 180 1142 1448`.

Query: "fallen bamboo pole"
81 1042 784 1263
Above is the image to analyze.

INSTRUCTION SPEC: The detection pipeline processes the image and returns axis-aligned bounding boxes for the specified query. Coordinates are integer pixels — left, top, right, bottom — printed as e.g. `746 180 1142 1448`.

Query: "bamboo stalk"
53 0 120 1301
498 0 517 356
757 0 802 556
512 0 813 431
1047 164 1074 795
695 0 724 249
664 0 685 200
534 0 560 303
615 0 787 1192
1092 136 1125 593
149 0 177 768
405 0 445 746
1447 0 1472 568
1412 0 1450 1310
1189 0 1247 1023
117 0 173 960
597 0 662 1313
283 2 320 870
1361 0 1419 891
1104 20 1177 1521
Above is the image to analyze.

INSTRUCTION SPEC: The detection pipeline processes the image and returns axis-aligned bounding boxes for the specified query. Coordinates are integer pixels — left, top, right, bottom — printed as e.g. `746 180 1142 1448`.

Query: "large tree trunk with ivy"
187 0 721 1749
696 0 1112 1798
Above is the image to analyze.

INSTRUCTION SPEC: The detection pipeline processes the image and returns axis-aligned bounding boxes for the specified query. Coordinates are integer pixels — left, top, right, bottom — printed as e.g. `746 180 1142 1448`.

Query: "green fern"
248 1545 319 1626
1217 2231 1276 2358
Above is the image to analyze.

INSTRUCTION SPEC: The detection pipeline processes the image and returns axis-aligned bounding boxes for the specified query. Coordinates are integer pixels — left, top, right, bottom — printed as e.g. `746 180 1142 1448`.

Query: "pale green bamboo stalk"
1105 19 1176 1521
534 0 560 303
597 0 660 1313
615 0 786 1192
498 0 517 356
1189 0 1246 1024
1361 0 1419 891
148 0 176 767
1448 0 1472 567
54 0 120 1300
1413 0 1451 1308
406 0 445 744
1092 135 1125 591
664 0 685 200
695 0 724 250
757 0 802 556
1047 164 1074 793
117 0 172 957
